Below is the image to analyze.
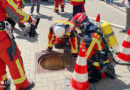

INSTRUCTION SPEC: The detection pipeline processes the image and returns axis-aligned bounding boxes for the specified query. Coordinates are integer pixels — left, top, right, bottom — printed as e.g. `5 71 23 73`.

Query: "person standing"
0 0 36 89
54 0 65 13
31 0 41 15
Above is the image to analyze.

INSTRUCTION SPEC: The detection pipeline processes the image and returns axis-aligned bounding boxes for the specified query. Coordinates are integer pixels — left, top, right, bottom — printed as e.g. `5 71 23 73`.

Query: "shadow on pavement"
57 12 72 19
14 28 38 42
91 77 130 90
39 14 53 20
113 2 126 7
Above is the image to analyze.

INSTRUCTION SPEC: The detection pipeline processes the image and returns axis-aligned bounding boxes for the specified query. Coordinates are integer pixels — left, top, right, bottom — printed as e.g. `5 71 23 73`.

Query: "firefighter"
71 13 116 82
0 0 36 90
46 20 78 60
70 0 86 16
54 0 64 13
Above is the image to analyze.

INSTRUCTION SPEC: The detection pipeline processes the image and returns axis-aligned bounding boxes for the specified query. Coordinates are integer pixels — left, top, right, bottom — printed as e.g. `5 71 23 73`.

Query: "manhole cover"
38 50 69 70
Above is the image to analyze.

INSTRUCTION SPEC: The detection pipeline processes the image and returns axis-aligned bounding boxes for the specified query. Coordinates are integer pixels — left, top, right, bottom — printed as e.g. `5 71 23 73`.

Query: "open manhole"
37 48 71 70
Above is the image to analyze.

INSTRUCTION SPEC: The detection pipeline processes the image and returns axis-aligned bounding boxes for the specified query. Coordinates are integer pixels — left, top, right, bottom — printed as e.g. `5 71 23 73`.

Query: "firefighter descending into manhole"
38 20 80 70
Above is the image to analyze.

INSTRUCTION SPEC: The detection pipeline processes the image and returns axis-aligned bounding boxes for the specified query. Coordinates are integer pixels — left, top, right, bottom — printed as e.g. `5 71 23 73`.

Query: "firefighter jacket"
70 0 84 6
17 0 25 9
17 0 22 9
0 0 32 40
48 20 79 57
82 23 109 68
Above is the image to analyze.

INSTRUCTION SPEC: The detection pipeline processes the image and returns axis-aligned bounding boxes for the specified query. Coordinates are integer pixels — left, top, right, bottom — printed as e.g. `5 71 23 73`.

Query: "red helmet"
72 13 89 26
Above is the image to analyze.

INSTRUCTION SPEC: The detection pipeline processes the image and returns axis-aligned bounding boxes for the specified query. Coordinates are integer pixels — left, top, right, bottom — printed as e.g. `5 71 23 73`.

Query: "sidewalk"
101 0 126 13
7 1 130 90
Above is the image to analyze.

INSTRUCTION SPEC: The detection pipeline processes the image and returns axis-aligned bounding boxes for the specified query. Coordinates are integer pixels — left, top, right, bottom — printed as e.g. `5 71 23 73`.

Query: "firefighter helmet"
53 23 66 38
72 13 89 27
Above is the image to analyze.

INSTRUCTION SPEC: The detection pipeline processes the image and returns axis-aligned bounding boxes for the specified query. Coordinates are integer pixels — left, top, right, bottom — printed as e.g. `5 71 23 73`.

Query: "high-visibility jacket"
70 0 84 6
83 32 105 61
82 30 109 78
0 0 31 40
48 20 78 57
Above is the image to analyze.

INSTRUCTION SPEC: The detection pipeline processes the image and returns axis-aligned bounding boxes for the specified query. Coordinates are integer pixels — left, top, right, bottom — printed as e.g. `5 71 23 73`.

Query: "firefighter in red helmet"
0 0 36 90
70 0 86 16
71 13 116 82
54 0 65 13
46 20 79 59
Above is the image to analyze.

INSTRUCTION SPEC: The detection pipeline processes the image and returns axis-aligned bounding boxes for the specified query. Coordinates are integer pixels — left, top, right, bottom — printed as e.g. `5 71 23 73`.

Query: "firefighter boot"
24 80 35 90
55 10 59 13
18 80 35 90
54 38 64 49
61 7 64 12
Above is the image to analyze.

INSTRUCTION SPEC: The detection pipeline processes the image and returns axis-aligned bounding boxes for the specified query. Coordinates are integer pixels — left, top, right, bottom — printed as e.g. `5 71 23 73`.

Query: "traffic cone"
95 14 100 27
70 42 90 90
117 28 130 61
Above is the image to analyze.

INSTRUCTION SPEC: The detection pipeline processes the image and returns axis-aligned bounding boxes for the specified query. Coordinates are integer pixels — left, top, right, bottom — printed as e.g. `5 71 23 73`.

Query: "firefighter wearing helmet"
46 20 79 59
0 0 36 89
71 13 116 82
70 0 86 16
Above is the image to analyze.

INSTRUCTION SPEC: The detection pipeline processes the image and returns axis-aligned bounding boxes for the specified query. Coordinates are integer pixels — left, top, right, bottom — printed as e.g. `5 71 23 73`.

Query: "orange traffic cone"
95 14 100 27
117 28 130 61
70 42 90 90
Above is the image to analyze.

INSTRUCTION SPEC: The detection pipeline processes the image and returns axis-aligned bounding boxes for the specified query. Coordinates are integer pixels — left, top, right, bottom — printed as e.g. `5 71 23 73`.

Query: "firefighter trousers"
31 0 41 13
54 0 64 11
72 3 85 16
0 37 30 90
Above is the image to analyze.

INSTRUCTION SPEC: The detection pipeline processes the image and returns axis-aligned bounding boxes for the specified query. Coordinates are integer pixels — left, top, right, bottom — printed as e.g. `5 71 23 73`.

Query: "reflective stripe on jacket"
2 0 31 23
83 32 105 61
70 0 84 6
